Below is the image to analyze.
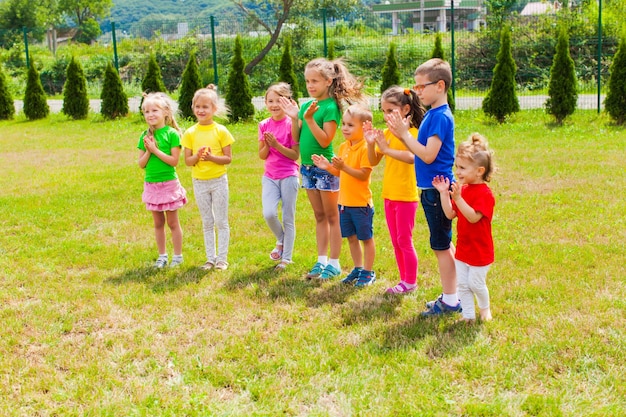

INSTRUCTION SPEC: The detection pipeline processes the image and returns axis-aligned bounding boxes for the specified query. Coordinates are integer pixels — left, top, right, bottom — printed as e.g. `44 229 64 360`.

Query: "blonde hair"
265 82 293 100
414 58 452 92
141 91 181 133
305 57 365 111
381 85 425 129
191 84 230 118
457 133 496 182
344 104 372 124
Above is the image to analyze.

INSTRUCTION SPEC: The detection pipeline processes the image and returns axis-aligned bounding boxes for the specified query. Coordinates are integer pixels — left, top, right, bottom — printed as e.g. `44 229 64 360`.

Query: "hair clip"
404 88 411 96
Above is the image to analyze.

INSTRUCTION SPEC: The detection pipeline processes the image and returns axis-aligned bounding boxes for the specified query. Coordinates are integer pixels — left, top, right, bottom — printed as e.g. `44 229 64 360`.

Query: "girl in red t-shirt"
433 133 496 322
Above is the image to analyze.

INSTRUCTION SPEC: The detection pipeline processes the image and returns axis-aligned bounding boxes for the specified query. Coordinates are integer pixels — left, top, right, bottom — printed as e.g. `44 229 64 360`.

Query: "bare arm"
386 110 441 164
138 149 150 169
143 135 181 167
450 182 484 224
263 131 300 161
331 156 372 181
433 175 456 220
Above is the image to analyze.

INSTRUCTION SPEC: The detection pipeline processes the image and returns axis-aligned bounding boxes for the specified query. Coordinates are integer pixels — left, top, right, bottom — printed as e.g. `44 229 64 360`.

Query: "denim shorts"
340 205 374 240
420 188 452 250
301 165 339 191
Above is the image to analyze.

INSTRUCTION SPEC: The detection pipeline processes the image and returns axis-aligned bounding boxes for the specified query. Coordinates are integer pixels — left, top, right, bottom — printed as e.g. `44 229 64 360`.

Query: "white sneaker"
170 256 183 267
155 256 168 268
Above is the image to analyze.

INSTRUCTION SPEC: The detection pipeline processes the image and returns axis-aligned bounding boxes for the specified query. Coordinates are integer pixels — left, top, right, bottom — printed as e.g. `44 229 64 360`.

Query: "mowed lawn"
0 109 624 416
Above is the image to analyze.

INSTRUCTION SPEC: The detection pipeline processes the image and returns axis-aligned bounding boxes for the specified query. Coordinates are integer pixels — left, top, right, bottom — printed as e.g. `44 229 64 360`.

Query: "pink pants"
384 199 419 285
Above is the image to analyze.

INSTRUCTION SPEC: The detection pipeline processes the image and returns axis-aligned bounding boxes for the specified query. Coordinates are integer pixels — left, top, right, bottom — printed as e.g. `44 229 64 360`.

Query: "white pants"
262 175 299 263
193 175 229 264
455 260 491 320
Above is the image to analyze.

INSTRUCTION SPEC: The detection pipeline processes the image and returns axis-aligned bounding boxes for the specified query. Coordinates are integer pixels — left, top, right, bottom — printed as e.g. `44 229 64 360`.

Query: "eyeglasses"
413 80 439 92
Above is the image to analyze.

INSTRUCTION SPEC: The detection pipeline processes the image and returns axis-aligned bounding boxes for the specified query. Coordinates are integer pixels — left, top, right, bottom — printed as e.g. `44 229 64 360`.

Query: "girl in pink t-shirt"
433 133 496 322
258 83 300 271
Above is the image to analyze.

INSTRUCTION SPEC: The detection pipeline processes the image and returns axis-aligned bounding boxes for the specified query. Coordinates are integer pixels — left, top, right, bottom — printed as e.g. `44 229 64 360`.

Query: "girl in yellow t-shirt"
364 86 425 294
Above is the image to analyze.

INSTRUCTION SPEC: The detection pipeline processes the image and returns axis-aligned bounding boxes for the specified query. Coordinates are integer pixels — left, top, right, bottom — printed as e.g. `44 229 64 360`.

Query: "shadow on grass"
376 314 482 358
105 266 207 293
338 293 403 325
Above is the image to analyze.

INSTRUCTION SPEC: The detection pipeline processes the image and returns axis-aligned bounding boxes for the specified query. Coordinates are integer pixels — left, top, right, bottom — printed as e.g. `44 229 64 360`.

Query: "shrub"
482 26 519 123
380 42 401 95
0 65 15 120
178 51 203 120
604 38 626 125
141 54 166 94
279 37 299 101
430 33 455 112
23 62 49 121
225 35 254 122
545 27 577 124
100 62 129 120
62 57 90 120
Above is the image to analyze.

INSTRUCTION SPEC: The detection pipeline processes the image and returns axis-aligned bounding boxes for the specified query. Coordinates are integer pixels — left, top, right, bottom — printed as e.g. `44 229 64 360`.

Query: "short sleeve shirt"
337 139 372 207
182 122 235 180
298 97 342 165
453 183 495 266
137 125 181 183
258 117 299 180
414 104 455 188
380 128 419 202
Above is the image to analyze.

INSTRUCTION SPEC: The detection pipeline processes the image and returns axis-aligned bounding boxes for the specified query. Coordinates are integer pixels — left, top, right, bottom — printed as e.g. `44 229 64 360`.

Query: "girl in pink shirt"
258 83 300 271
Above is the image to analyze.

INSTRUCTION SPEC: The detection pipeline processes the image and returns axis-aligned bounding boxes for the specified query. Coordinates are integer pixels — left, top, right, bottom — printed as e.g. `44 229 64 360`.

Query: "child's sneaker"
215 261 228 271
318 264 341 280
306 262 325 279
421 295 462 316
355 270 376 287
170 256 183 268
154 256 168 268
341 267 363 285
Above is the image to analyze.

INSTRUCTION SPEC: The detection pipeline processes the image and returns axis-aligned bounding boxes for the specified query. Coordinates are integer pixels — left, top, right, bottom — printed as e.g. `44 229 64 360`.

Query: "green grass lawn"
1 109 624 416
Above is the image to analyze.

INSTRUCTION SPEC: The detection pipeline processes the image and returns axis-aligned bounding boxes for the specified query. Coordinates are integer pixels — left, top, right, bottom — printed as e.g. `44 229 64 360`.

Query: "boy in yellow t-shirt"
312 105 375 287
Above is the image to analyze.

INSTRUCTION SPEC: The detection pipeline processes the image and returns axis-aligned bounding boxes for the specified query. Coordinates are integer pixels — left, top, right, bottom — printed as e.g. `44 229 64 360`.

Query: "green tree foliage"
23 62 49 120
545 27 577 124
178 51 203 120
225 35 254 122
482 26 519 123
57 0 112 43
100 62 129 120
380 42 400 95
327 40 336 60
278 37 299 100
605 37 626 125
0 0 51 46
141 54 167 94
62 56 89 120
430 33 455 112
0 65 15 120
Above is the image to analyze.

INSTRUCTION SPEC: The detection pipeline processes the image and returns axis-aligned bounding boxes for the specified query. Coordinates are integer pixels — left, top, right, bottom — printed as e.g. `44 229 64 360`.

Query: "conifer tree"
140 54 167 111
604 38 626 125
430 32 455 111
279 37 299 101
23 62 49 121
100 62 129 120
62 56 89 120
545 27 577 124
380 42 401 95
482 26 519 123
178 51 203 120
225 35 254 122
0 65 15 120
327 40 336 60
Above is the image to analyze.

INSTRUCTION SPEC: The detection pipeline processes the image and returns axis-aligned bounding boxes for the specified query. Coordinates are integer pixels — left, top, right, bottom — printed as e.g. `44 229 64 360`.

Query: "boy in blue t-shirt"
386 58 460 316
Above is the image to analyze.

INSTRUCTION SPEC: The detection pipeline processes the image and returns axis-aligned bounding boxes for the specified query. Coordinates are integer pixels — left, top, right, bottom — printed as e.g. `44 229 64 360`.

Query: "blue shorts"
301 165 339 191
340 205 374 240
420 188 452 250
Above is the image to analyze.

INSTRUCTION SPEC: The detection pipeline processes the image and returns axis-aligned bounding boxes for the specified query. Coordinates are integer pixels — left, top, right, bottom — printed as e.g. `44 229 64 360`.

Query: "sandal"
200 261 214 271
269 245 283 261
386 281 417 294
274 260 290 272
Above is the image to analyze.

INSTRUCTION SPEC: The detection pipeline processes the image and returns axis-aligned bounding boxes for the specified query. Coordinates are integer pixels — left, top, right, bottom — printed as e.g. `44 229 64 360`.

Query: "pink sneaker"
386 282 416 294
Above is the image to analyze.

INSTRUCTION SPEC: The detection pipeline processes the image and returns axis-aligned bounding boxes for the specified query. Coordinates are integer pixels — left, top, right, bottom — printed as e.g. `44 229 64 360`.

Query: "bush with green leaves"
482 26 519 123
100 62 129 120
604 38 626 125
178 51 203 120
0 65 15 120
278 37 299 100
62 57 90 120
141 54 166 94
430 32 455 112
380 42 400 95
545 27 577 124
225 35 254 123
23 62 49 121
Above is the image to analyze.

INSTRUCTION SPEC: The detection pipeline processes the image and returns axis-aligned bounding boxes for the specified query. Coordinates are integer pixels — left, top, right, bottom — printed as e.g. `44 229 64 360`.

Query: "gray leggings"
262 175 299 262
193 175 229 264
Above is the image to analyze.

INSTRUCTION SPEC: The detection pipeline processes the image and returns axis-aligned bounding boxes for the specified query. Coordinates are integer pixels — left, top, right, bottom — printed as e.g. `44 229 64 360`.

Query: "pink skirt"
142 179 188 212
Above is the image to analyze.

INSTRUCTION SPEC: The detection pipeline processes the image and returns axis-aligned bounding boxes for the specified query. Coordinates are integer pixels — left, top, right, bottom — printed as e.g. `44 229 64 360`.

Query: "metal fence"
14 6 617 111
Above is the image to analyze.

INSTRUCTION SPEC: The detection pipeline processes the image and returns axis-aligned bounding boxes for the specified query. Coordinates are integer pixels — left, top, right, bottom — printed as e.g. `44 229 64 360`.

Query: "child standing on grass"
433 133 495 322
280 57 365 280
137 92 187 268
258 82 300 271
387 58 460 316
312 105 376 287
182 85 234 271
364 86 425 294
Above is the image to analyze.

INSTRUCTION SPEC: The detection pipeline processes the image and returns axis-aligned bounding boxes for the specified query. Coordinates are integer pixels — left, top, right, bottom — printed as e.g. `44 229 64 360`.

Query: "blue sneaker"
355 270 376 288
306 262 325 279
421 295 462 316
341 267 363 285
318 264 341 280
